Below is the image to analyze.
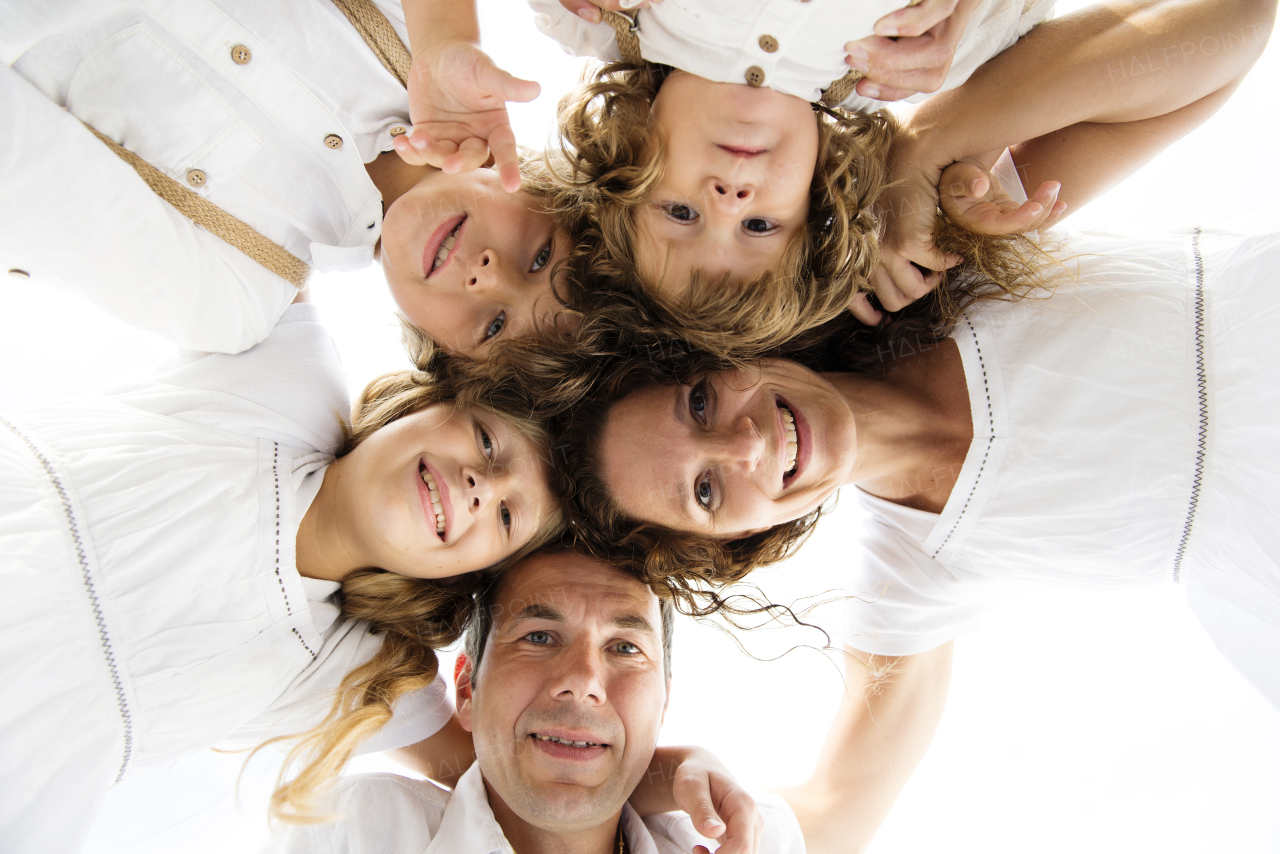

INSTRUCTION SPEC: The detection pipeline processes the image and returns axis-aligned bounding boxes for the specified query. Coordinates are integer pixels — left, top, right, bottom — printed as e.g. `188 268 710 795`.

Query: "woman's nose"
710 415 765 472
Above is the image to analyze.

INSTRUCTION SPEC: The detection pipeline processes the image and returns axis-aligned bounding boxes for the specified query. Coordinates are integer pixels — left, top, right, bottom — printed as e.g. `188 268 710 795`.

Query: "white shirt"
528 0 1055 113
0 0 411 353
265 764 807 854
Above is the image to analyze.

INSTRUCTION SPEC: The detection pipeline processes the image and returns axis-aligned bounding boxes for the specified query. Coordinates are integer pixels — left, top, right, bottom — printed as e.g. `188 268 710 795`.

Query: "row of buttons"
185 44 408 189
745 33 782 87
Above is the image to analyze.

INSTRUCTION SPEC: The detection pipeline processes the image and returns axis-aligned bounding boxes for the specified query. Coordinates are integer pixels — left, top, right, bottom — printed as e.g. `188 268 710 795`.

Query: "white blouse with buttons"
529 0 1055 112
0 0 411 353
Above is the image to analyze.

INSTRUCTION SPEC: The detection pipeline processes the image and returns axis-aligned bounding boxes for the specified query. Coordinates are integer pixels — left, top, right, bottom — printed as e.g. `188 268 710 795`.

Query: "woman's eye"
615 641 640 655
743 217 779 235
525 631 551 645
483 312 506 342
530 239 553 273
689 380 709 423
663 202 699 224
695 470 714 510
500 502 512 532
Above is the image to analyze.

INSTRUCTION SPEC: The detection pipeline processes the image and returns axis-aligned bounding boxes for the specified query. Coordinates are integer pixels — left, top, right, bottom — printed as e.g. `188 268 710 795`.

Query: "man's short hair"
463 551 674 686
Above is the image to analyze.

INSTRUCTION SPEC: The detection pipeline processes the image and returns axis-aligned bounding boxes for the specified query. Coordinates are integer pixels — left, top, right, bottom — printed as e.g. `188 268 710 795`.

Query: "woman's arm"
864 0 1277 319
776 642 954 854
385 710 476 788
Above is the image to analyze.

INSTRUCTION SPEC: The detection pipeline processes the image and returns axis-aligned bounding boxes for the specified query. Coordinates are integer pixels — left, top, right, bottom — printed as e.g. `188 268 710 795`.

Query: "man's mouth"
532 733 607 748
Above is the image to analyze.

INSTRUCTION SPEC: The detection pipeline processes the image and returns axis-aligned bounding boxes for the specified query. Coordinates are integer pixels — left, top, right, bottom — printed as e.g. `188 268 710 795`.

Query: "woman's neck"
830 337 973 514
295 457 363 583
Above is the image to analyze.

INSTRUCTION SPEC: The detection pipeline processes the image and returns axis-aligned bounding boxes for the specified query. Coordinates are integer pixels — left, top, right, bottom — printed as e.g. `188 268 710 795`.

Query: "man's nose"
551 642 607 704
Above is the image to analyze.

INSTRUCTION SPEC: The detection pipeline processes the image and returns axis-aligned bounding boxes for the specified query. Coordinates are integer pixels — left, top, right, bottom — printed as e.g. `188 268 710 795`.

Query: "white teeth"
780 404 798 477
430 223 462 272
420 466 446 536
534 733 602 748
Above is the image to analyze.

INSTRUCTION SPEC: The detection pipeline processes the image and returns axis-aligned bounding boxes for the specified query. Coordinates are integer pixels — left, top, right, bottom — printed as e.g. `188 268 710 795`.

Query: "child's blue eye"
664 203 698 223
483 312 506 342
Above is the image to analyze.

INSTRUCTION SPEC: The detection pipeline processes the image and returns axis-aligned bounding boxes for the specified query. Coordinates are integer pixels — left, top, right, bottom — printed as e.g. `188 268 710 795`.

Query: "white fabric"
528 0 1054 113
839 226 1280 712
264 764 807 854
0 305 451 854
0 0 411 353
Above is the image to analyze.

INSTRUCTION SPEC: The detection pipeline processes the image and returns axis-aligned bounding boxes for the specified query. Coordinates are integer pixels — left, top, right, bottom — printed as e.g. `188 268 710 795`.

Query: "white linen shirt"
528 0 1055 113
0 0 411 353
264 764 807 854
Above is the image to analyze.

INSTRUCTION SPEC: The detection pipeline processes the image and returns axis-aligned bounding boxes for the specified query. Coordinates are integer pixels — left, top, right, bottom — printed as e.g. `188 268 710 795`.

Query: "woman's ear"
455 653 476 732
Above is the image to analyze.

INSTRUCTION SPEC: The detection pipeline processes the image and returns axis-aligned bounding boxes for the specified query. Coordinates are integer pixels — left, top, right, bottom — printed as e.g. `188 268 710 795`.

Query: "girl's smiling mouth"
423 214 467 279
418 459 453 541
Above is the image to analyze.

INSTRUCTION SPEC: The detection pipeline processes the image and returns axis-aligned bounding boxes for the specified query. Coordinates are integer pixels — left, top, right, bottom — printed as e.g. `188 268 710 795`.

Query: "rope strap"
330 0 413 86
84 123 311 289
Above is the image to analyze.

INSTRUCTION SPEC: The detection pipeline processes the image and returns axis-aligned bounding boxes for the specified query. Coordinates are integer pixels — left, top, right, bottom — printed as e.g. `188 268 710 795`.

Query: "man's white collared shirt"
265 764 806 854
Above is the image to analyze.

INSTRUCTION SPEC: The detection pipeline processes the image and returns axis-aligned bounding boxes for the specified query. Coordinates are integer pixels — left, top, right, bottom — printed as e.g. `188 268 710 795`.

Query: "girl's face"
635 72 819 301
380 167 569 360
339 402 556 578
598 361 856 539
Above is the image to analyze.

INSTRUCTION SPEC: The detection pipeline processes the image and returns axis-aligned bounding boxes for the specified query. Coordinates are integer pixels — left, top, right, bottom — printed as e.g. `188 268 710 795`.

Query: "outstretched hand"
396 41 540 192
938 159 1065 234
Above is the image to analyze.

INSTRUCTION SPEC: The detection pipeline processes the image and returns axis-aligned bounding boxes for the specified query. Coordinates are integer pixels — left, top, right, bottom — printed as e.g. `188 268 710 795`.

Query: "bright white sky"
2 1 1277 852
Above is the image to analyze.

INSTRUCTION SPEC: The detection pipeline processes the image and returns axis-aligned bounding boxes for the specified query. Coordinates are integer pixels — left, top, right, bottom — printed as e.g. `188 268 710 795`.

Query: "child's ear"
455 653 476 732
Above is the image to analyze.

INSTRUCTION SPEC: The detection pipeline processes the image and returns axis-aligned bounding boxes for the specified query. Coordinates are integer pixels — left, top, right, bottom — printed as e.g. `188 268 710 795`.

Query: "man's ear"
661 678 671 724
455 653 476 733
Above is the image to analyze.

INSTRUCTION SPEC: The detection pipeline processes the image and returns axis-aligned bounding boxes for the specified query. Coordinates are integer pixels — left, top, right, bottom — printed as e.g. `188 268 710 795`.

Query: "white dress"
0 0 410 353
0 305 450 854
528 0 1055 114
840 225 1280 710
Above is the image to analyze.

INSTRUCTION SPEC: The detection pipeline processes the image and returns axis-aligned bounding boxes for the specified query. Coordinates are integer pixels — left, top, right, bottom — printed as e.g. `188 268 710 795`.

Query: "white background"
1 0 1277 851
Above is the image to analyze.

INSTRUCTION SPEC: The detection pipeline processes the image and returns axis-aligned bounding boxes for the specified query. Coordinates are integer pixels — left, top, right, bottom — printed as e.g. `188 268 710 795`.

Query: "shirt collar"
428 765 661 854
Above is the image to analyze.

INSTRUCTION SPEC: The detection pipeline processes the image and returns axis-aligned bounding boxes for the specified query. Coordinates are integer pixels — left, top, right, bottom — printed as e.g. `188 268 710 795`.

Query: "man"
269 549 805 853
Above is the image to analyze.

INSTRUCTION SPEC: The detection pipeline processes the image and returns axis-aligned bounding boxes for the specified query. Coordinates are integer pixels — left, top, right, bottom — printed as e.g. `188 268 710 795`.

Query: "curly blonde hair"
262 369 564 823
546 61 894 360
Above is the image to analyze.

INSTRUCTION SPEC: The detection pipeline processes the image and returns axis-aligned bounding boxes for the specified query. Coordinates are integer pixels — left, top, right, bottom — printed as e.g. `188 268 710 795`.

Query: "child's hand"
556 0 663 25
844 0 982 101
938 160 1065 234
398 41 540 192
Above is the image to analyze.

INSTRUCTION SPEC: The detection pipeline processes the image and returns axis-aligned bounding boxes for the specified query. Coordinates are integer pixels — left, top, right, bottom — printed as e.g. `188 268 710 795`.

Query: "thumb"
478 60 541 104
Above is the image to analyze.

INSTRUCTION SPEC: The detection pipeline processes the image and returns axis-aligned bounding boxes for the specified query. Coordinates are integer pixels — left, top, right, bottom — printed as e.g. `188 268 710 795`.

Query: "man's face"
459 552 669 832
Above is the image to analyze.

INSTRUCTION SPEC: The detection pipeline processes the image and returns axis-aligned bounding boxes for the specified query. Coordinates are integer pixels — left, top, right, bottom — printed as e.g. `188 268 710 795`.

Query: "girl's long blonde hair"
260 369 564 822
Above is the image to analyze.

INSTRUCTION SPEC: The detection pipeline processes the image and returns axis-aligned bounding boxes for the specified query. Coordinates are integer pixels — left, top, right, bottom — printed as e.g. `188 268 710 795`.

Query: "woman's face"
598 361 856 538
380 167 569 360
339 402 556 578
635 72 818 301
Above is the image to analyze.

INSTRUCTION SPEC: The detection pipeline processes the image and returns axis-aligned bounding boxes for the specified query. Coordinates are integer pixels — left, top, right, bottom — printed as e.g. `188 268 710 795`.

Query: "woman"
0 301 562 853
467 0 1279 850
0 0 563 361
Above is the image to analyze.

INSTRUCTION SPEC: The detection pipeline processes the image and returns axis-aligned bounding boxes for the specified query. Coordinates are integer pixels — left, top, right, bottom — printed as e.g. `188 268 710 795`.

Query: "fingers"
392 133 434 166
558 0 661 21
441 136 490 174
672 772 727 841
847 291 884 326
705 787 762 854
853 76 920 102
487 124 524 193
874 0 960 37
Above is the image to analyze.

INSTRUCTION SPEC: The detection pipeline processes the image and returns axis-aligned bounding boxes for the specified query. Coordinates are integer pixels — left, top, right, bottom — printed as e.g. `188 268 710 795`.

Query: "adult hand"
556 0 663 26
396 41 539 193
844 0 983 101
669 747 763 854
937 159 1066 235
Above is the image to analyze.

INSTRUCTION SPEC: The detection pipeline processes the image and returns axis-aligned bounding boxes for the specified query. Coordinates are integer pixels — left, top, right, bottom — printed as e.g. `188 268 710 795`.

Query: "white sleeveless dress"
840 224 1280 710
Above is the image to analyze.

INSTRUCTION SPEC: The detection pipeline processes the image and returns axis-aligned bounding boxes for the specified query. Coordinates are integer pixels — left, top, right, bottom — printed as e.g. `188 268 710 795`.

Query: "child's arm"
856 0 1275 324
395 0 540 192
385 710 476 787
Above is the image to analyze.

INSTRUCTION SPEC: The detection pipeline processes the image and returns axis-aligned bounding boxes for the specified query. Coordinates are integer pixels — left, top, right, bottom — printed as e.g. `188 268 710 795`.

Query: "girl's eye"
479 425 495 459
689 380 709 423
695 470 714 510
743 217 779 235
484 312 506 342
615 641 640 655
525 631 552 645
500 502 512 532
530 239 553 273
663 202 699 224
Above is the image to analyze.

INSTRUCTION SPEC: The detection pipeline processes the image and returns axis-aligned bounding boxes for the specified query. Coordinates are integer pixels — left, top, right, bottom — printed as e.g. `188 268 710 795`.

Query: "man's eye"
615 641 640 655
530 239 553 273
689 380 709 423
695 470 714 510
483 312 506 342
743 217 779 235
525 631 552 645
500 502 512 532
663 203 699 223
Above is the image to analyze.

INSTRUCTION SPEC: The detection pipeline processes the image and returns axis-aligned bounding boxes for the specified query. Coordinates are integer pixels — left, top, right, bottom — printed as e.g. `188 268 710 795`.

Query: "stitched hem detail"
270 443 293 614
1173 227 1208 583
933 319 993 559
291 627 317 658
0 416 135 782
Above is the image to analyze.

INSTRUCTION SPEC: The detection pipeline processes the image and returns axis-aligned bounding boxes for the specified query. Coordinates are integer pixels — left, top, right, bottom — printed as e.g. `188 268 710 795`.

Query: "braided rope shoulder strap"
86 0 411 289
603 9 860 108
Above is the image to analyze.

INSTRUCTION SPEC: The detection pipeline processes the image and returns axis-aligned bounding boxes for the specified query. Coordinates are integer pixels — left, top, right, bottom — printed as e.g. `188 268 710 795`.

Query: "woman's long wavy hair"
261 368 564 822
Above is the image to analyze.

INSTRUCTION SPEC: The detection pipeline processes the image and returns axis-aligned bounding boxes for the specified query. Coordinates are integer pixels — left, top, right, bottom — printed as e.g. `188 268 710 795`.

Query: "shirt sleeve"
839 501 997 657
0 63 294 354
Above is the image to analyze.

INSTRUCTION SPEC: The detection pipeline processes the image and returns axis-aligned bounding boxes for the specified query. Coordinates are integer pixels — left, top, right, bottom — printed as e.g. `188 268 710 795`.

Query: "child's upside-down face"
636 71 819 300
380 166 569 360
